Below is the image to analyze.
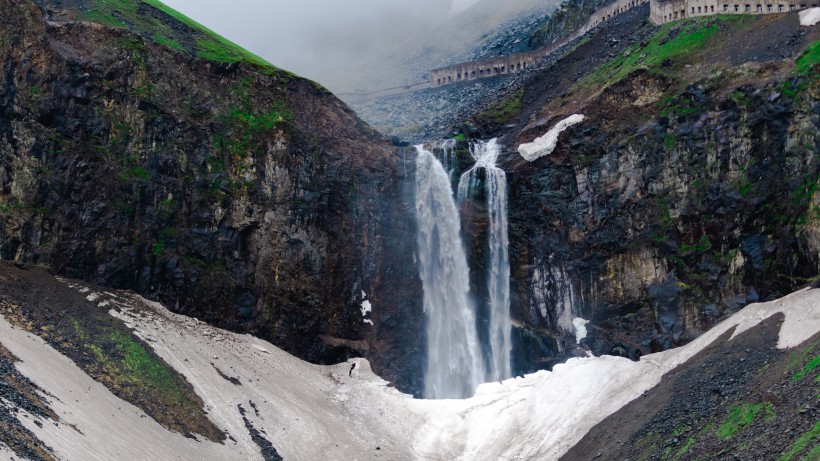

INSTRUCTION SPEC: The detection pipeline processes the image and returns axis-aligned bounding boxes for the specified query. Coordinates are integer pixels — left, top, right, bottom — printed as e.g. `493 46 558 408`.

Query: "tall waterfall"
415 145 486 399
457 139 512 382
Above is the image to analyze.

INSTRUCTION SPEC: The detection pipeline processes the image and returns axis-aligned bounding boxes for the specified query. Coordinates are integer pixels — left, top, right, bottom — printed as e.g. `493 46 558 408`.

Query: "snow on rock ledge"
800 7 820 26
517 114 585 161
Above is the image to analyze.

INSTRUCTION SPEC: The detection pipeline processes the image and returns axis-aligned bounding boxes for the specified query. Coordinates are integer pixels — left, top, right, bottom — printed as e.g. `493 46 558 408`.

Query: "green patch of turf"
142 0 274 68
214 79 293 160
152 33 184 52
779 420 820 461
791 353 820 382
794 40 820 75
581 17 744 89
81 0 284 71
716 402 774 440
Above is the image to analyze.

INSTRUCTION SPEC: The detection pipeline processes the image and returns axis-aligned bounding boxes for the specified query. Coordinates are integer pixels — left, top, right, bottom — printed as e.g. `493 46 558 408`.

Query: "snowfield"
1 284 818 461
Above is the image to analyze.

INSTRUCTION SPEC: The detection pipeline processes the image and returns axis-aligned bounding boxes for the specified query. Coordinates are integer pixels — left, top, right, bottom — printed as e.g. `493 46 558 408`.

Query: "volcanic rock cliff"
0 0 424 392
451 9 820 374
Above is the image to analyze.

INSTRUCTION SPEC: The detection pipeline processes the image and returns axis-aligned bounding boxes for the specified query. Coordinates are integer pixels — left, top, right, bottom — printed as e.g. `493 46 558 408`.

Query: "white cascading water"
457 138 512 382
415 145 486 399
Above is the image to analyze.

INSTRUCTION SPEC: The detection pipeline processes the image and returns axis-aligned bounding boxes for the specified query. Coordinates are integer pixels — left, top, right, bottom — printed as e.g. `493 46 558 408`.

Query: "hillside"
0 0 819 459
0 0 425 396
0 262 817 460
427 10 820 380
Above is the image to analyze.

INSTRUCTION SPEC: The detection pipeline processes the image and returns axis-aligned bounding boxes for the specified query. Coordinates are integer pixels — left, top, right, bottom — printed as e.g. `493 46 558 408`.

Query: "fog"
161 0 481 90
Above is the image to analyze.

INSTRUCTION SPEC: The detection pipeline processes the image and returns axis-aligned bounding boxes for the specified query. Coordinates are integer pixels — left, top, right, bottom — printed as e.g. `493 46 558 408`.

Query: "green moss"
476 89 523 126
215 80 293 160
791 354 820 382
780 79 809 101
129 82 154 99
716 402 774 440
109 331 178 392
82 9 128 28
779 420 820 461
454 133 466 141
125 167 150 180
152 33 184 52
663 133 677 150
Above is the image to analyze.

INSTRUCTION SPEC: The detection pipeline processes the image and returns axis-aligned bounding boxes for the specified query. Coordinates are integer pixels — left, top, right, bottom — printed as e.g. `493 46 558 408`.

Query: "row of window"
662 2 814 21
435 62 529 85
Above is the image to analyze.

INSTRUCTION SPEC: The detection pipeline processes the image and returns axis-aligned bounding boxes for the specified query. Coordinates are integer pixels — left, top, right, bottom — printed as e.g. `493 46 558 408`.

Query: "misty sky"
161 0 482 89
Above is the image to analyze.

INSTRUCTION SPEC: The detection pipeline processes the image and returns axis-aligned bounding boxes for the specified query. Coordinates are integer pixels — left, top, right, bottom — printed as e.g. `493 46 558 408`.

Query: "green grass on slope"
82 0 277 69
795 40 820 75
141 0 272 67
581 16 747 90
779 420 820 461
715 402 774 440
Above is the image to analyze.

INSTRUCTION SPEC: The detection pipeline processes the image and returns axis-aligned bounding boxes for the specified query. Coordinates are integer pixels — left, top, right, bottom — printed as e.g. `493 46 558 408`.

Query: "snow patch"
1 278 818 461
572 317 590 343
517 114 585 161
360 300 372 317
799 7 820 26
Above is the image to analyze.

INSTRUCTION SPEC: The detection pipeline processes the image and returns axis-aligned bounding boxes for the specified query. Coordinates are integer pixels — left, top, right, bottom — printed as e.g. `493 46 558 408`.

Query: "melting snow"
799 7 820 26
0 281 818 461
517 114 585 161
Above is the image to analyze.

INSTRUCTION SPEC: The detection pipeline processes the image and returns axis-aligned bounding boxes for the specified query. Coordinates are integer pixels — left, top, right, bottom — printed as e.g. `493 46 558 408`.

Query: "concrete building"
430 0 816 87
431 0 649 87
650 0 817 23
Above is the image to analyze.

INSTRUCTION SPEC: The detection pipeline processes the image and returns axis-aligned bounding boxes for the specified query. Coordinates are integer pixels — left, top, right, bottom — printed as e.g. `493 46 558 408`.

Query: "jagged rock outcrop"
454 12 820 374
0 0 424 393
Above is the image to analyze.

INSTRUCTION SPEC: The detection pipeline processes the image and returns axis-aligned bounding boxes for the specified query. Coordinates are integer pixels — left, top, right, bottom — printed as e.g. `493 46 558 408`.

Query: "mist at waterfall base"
414 140 512 399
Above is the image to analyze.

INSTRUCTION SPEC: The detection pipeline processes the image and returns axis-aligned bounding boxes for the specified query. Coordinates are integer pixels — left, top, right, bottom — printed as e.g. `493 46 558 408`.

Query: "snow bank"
517 114 585 161
800 7 820 26
1 280 818 461
411 288 820 460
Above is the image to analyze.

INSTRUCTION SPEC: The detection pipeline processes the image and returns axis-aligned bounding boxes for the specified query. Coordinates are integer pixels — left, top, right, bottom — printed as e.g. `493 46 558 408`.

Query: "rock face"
457 12 820 374
0 0 423 393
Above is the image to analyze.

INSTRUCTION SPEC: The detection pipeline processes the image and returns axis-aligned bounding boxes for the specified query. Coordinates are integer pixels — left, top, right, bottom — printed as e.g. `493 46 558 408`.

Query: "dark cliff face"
0 0 424 393
457 13 820 375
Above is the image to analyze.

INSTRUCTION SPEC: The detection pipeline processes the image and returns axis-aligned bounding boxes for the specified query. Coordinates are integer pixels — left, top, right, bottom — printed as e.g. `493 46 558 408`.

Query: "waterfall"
457 139 512 382
415 145 486 399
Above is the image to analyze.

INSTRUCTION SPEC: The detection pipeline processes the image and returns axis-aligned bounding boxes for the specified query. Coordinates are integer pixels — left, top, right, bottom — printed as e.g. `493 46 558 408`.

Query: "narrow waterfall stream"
457 139 512 382
414 145 486 399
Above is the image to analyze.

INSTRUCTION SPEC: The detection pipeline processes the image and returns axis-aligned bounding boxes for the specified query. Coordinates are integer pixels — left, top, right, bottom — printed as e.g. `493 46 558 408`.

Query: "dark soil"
562 310 820 461
0 342 57 461
0 261 225 443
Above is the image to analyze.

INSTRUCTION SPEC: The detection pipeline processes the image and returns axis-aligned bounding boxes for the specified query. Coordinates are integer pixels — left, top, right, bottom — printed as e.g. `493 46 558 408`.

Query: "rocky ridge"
448 11 820 375
0 0 425 394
